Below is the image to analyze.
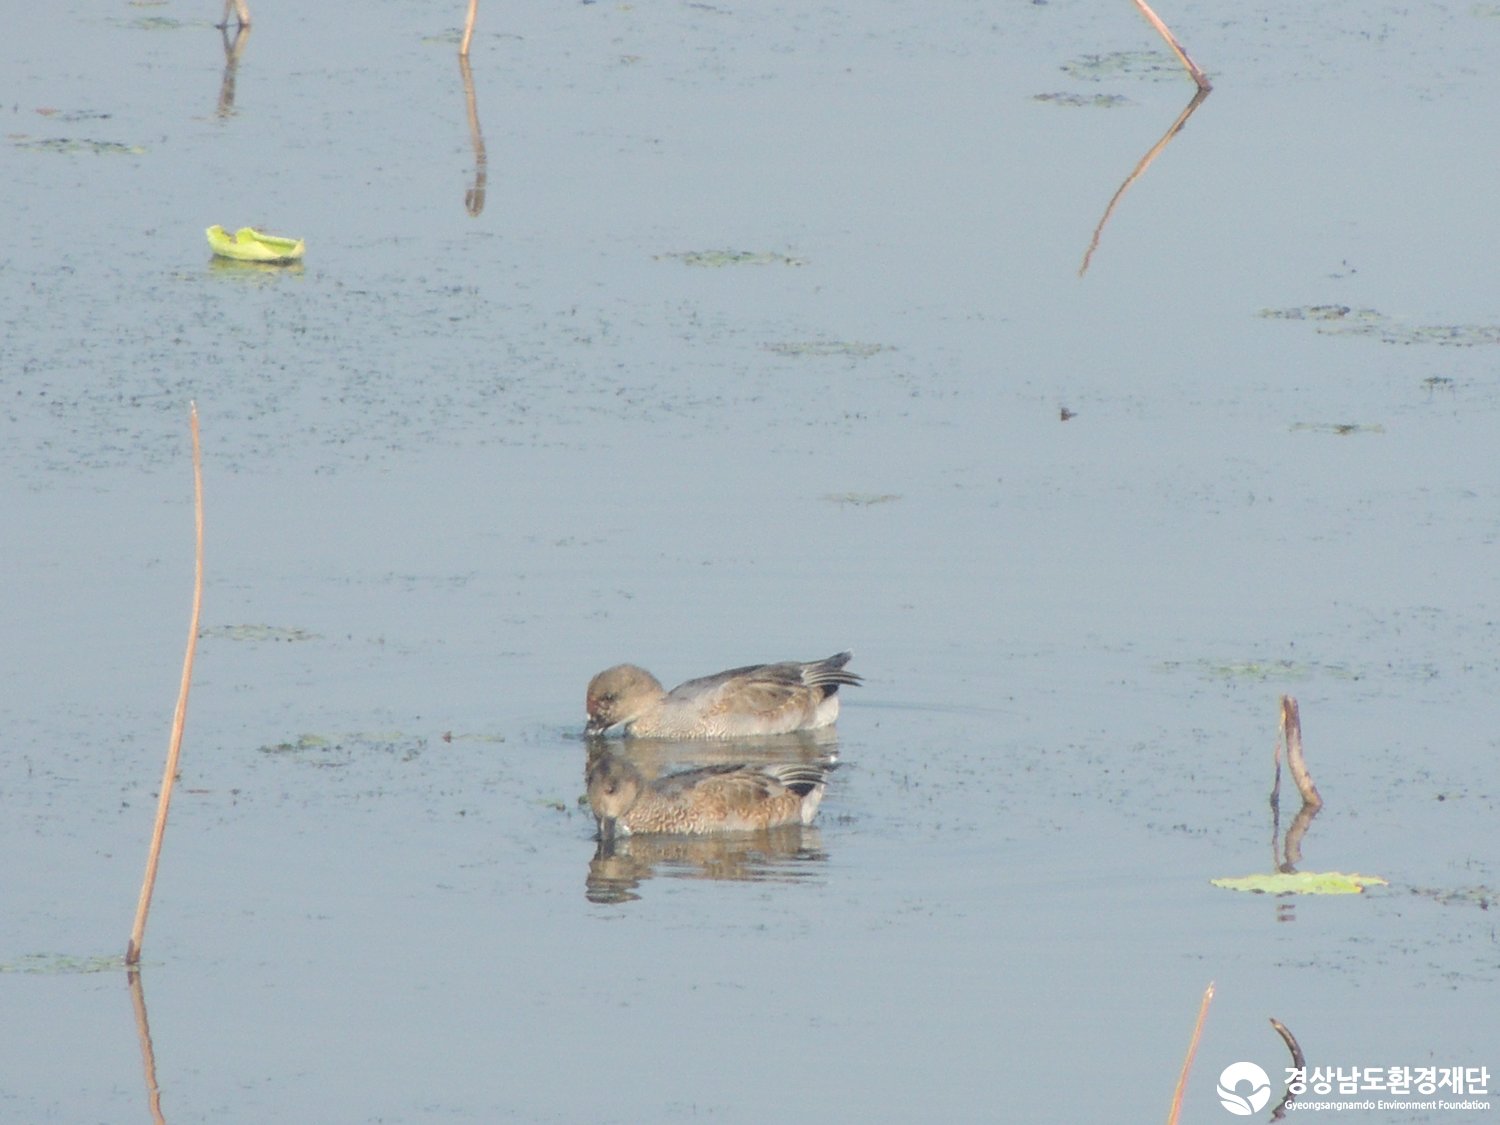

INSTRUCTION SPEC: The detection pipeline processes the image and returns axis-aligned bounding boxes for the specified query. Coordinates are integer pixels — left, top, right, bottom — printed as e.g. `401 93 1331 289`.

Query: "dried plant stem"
1280 696 1322 808
460 0 478 57
126 404 203 966
1130 0 1211 91
460 51 488 217
219 0 250 29
1166 982 1215 1125
128 971 168 1125
1269 1018 1305 1121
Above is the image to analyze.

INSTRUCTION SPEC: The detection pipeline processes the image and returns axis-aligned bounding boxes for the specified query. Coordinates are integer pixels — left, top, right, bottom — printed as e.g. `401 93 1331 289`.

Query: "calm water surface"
2 1 1497 1122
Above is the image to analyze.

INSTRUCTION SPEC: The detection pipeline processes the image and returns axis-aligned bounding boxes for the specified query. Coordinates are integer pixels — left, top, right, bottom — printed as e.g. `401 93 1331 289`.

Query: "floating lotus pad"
1212 872 1389 895
206 225 305 262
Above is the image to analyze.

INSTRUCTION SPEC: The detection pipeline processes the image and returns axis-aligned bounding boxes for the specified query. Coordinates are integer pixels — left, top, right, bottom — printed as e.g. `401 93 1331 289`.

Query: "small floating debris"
206 225 305 263
199 624 321 642
1260 305 1500 346
821 492 902 507
0 953 131 974
13 137 145 155
656 250 807 267
1211 872 1388 895
1288 422 1384 435
1033 92 1133 108
763 341 889 358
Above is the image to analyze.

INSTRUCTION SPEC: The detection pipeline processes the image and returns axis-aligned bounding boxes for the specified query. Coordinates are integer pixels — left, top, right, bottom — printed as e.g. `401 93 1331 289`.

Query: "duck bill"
598 816 618 841
584 717 618 736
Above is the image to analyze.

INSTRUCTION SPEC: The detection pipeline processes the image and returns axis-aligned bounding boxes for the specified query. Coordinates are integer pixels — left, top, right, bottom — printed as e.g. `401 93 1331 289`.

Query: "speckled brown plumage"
584 652 861 738
586 750 832 837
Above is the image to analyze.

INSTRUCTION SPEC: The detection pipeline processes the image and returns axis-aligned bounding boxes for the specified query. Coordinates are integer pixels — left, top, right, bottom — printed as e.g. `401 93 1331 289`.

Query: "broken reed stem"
460 0 478 57
1280 696 1322 808
126 403 204 966
1166 982 1215 1125
1130 0 1211 92
1269 1018 1305 1121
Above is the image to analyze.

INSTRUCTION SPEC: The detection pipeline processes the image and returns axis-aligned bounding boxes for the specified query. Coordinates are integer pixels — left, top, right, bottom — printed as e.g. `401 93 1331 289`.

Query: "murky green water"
3 1 1497 1122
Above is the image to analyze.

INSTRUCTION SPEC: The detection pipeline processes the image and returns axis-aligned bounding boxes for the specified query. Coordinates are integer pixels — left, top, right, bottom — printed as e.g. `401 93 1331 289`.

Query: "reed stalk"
1166 982 1215 1125
125 404 203 966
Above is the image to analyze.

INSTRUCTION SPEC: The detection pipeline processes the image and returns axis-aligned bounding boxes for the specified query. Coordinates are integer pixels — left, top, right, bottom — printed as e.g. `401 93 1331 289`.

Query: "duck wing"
667 652 861 715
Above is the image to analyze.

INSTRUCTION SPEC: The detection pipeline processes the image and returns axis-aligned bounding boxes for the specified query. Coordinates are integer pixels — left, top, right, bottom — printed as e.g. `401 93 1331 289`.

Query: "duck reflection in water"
583 743 836 903
587 823 829 904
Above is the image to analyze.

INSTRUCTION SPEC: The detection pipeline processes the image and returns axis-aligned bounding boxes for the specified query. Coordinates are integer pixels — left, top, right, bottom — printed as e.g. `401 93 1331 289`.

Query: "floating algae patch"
1289 422 1384 435
1259 305 1500 346
200 624 322 642
1158 658 1318 682
259 732 426 766
1033 92 1133 108
34 109 113 123
821 492 903 507
1060 50 1184 82
764 342 889 358
1212 872 1388 895
13 137 145 155
120 15 216 30
1410 885 1495 909
1155 658 1406 683
656 250 808 267
0 953 131 975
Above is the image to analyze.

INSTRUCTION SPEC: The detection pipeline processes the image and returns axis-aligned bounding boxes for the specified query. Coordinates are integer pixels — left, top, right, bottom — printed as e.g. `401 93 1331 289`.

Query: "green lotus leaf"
1211 872 1388 895
206 225 305 262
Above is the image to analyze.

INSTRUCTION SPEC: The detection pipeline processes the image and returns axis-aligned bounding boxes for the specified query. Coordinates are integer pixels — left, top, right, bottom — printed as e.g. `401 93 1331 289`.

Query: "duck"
585 749 833 837
584 651 860 738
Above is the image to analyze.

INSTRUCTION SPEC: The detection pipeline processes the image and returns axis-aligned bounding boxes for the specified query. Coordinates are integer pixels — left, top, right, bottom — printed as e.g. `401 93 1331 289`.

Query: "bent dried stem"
126 404 204 966
1280 696 1322 808
1130 0 1211 92
459 52 488 216
1166 981 1215 1125
1079 85 1208 277
1269 1018 1305 1121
